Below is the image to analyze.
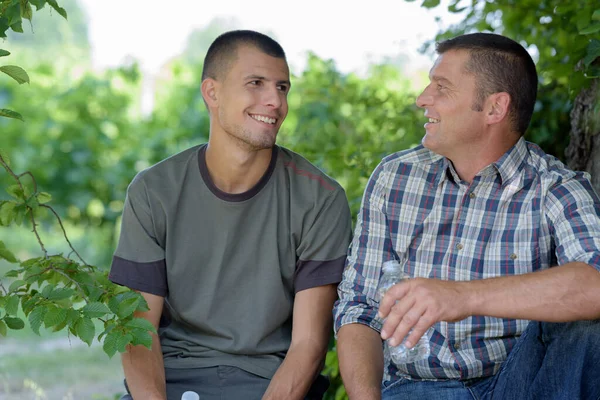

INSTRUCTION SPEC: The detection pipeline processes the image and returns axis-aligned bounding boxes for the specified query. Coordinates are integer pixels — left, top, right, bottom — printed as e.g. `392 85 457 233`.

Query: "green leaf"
44 306 67 328
29 0 47 11
0 241 17 263
0 320 7 336
37 192 52 204
125 317 157 334
116 333 133 353
108 291 138 315
580 22 600 35
8 279 25 292
10 21 23 33
422 0 441 8
584 39 600 66
47 287 75 300
4 2 22 26
3 268 21 278
593 9 600 21
130 329 152 349
0 201 17 225
41 284 55 299
20 1 33 20
5 295 19 316
0 148 10 166
0 49 9 57
0 108 24 121
0 65 30 84
5 316 25 330
46 0 67 19
28 306 47 335
6 184 25 200
81 301 111 318
102 331 119 358
117 296 139 319
75 317 95 346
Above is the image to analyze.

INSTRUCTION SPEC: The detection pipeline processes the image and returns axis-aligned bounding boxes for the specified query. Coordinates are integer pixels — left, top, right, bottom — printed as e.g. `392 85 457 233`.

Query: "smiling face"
416 49 488 161
206 44 290 151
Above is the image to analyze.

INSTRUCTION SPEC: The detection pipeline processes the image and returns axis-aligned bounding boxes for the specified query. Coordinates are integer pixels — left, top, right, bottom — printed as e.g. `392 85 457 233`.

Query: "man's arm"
121 291 167 400
379 262 600 349
262 284 337 400
336 323 383 400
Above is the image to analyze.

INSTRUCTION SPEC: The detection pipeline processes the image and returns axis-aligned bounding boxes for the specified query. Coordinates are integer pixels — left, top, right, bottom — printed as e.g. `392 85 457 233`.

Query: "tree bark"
566 78 600 194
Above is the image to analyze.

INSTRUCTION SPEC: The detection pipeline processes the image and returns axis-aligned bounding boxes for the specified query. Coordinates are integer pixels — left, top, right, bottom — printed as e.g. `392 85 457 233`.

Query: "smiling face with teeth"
206 44 290 151
416 49 489 162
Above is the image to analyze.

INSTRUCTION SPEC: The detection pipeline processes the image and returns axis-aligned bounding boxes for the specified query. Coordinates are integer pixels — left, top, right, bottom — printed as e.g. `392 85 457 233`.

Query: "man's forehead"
229 50 289 79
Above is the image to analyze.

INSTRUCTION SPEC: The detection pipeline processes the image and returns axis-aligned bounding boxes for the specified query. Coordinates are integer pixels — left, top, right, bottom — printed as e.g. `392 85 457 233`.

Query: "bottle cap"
181 391 200 400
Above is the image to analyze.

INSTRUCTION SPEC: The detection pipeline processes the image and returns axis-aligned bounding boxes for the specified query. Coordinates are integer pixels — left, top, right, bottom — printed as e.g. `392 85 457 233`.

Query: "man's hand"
378 278 473 348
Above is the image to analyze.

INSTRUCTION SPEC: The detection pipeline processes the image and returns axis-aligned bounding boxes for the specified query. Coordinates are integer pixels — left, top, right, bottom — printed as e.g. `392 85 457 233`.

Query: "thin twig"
16 171 38 193
40 204 90 268
51 267 89 302
0 281 7 295
29 210 48 258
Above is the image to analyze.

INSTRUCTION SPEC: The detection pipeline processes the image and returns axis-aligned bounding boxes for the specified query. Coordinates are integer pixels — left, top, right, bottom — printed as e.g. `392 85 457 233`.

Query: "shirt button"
454 342 461 350
469 192 476 199
456 243 463 250
510 253 518 260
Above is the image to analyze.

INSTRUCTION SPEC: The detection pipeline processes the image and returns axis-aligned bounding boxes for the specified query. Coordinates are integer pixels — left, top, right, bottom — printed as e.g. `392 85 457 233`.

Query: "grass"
0 312 126 400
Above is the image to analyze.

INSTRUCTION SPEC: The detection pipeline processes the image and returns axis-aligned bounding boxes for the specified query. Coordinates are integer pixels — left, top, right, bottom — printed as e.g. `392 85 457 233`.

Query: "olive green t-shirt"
109 144 352 378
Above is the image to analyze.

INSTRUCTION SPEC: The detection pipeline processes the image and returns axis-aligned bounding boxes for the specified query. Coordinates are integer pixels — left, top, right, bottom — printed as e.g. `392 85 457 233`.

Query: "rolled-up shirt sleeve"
545 171 600 272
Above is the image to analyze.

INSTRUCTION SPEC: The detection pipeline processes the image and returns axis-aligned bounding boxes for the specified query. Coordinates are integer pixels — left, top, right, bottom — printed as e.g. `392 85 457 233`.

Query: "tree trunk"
565 78 600 194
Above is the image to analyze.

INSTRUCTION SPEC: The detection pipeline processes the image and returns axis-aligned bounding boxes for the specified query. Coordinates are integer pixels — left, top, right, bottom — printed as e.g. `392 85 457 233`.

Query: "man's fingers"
387 306 426 347
378 281 410 318
380 296 415 340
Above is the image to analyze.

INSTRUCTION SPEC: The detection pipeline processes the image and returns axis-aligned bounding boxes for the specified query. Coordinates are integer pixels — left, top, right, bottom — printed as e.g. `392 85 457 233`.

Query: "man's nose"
416 88 432 109
264 86 283 108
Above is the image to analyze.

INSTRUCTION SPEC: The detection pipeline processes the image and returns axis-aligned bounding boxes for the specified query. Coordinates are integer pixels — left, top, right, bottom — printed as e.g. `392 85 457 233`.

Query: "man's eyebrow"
243 74 291 87
244 74 266 81
430 75 454 86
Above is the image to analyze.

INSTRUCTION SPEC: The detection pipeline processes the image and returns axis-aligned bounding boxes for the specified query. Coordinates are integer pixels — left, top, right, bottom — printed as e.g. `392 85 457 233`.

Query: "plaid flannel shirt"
333 137 600 383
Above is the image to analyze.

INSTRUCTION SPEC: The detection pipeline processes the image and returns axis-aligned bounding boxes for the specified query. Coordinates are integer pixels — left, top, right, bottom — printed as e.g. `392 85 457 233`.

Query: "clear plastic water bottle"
181 391 200 400
377 259 432 364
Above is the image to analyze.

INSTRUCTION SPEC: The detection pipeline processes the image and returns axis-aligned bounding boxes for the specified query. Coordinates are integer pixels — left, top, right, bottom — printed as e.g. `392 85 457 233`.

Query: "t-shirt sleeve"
109 177 168 297
294 187 353 293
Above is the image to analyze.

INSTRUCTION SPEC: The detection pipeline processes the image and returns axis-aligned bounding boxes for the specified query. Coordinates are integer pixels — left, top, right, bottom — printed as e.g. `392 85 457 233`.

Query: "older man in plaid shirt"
333 33 600 400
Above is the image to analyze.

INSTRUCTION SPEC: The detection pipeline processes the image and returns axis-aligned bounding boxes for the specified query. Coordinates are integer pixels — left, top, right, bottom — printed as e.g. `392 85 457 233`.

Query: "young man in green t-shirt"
109 30 352 399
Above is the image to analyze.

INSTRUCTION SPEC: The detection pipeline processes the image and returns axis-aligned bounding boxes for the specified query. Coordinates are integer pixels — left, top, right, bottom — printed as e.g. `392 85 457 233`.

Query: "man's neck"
204 139 273 194
447 134 519 184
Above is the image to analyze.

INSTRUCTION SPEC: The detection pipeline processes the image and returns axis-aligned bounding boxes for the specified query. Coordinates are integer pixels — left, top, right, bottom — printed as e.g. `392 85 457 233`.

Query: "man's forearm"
122 333 167 400
262 339 326 400
469 262 600 321
337 323 383 400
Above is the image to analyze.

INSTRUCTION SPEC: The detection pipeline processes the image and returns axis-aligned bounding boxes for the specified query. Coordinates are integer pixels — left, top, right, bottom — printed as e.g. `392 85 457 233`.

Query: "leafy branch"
0 0 156 357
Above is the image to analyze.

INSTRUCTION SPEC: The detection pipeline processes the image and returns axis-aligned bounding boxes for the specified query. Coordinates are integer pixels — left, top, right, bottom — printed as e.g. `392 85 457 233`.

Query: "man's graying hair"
436 33 538 136
202 30 287 82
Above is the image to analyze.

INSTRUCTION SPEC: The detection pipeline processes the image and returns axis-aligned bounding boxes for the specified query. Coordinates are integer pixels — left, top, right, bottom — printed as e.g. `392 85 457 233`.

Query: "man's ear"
485 92 511 125
201 78 219 108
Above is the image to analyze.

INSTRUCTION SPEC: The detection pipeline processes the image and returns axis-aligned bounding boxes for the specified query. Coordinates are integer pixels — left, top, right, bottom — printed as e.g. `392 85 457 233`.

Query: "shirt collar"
435 137 528 187
492 136 528 186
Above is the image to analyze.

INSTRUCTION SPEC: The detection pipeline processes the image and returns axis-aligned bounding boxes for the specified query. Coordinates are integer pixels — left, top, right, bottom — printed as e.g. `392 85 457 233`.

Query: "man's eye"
249 80 261 86
277 85 289 92
436 84 444 90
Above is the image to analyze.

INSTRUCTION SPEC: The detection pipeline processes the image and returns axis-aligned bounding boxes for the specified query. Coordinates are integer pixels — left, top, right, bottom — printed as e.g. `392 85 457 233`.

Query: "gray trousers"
120 365 329 400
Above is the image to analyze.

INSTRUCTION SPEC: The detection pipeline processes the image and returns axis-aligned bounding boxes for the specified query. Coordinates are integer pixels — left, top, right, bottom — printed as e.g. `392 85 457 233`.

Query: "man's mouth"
250 114 277 125
428 117 440 124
